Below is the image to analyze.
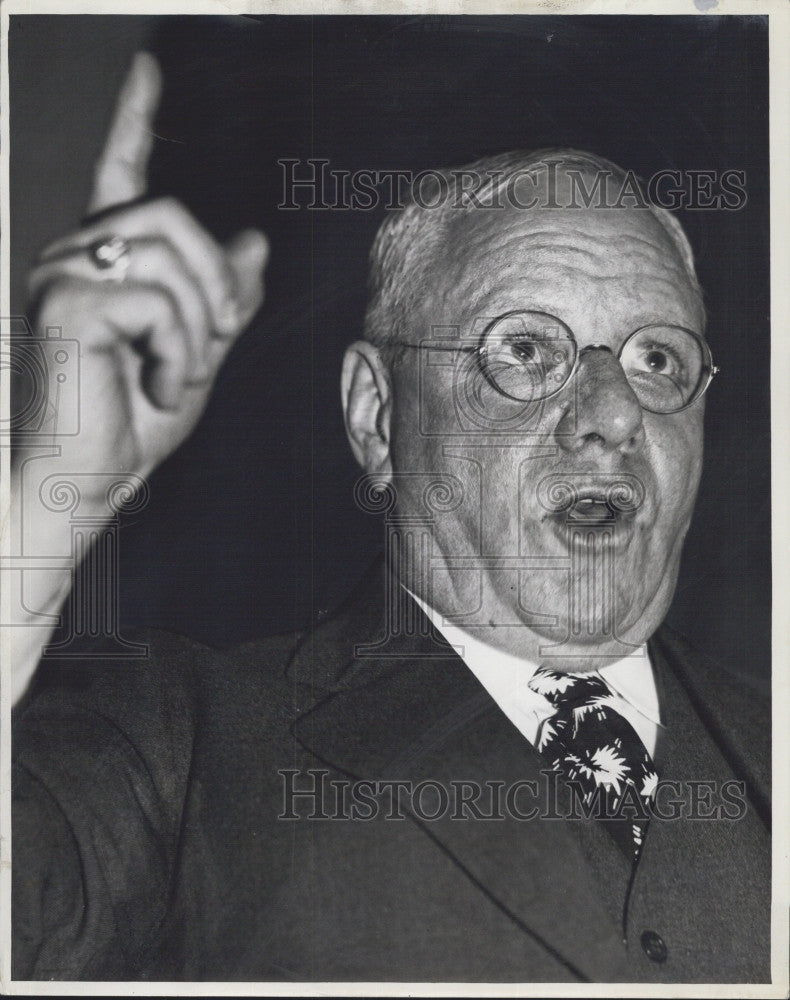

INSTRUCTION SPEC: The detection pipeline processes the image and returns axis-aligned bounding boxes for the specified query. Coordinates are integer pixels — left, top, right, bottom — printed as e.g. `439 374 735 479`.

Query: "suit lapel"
288 561 633 981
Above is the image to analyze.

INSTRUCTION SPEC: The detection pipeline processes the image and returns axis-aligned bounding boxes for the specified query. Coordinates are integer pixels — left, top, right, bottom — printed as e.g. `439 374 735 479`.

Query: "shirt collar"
405 587 662 728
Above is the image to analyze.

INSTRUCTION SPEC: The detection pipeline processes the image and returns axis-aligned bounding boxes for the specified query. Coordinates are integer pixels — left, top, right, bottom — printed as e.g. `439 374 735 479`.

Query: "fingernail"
237 229 269 271
250 231 269 268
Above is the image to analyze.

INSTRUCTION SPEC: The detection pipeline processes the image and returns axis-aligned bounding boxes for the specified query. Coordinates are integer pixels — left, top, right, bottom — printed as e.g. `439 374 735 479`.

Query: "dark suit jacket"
13 561 771 983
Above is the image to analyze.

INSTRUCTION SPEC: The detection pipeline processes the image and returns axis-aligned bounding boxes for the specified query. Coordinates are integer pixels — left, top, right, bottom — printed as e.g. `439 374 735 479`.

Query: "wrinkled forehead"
433 169 703 328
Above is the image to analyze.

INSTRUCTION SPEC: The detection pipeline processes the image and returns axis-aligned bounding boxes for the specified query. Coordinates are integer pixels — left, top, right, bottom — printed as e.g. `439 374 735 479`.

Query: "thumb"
224 229 269 332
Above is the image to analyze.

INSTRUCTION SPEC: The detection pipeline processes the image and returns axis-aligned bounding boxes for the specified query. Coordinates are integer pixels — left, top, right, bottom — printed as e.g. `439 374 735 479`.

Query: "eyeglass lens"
480 312 709 413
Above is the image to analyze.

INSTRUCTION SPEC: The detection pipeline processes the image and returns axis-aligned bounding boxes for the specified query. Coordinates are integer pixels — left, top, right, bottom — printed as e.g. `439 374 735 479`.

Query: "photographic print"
3 4 787 993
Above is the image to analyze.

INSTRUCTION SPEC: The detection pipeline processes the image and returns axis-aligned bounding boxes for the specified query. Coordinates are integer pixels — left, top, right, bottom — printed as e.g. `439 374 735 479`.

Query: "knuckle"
174 239 233 314
137 236 179 277
192 238 231 300
149 282 182 325
148 289 196 356
148 202 228 288
148 261 209 329
32 276 91 330
33 274 77 311
25 263 48 297
214 258 236 305
152 194 190 225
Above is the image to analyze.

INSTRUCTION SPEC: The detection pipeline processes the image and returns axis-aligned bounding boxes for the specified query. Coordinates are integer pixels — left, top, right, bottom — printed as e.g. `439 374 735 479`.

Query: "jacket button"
640 930 668 963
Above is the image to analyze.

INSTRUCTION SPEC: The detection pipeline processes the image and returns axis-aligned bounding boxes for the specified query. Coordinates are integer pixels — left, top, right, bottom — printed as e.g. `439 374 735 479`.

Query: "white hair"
363 148 704 354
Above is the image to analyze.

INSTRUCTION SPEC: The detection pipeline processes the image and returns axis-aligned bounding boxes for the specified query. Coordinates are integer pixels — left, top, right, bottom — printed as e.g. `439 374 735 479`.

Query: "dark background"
10 14 771 690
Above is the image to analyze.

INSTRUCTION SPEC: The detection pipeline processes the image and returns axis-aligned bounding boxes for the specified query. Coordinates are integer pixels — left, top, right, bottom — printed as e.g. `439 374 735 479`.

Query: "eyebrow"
478 308 704 342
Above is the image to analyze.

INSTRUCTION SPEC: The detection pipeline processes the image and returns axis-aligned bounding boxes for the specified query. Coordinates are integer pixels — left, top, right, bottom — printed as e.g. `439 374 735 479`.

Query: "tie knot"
528 666 611 708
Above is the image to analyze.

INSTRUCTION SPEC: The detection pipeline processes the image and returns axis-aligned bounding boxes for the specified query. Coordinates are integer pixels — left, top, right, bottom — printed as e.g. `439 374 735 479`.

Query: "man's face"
387 184 707 668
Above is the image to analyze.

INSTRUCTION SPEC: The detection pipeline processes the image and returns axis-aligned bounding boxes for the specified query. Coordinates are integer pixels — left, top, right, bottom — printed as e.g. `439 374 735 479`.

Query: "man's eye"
644 348 671 372
510 340 540 364
636 343 683 377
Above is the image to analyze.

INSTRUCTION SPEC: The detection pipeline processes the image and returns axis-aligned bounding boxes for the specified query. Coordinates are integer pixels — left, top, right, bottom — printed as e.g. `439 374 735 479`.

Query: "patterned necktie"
528 665 659 862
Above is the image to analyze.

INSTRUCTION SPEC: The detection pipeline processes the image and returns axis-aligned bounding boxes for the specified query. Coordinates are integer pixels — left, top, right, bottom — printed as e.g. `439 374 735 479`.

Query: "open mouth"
537 475 647 538
566 491 619 524
546 489 640 553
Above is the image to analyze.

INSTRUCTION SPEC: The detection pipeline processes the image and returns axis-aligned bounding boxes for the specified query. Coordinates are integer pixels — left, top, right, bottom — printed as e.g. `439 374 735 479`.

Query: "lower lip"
546 511 638 554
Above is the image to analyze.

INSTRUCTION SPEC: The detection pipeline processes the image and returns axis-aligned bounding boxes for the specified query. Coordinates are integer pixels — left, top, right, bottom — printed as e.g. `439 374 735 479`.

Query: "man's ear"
341 340 393 476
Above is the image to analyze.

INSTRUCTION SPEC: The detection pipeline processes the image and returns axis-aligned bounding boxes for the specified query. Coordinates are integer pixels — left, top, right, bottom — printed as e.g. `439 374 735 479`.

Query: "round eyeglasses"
399 310 719 414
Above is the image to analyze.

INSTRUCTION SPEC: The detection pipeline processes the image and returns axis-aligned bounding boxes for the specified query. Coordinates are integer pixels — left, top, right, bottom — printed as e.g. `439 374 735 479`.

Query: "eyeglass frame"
394 309 720 415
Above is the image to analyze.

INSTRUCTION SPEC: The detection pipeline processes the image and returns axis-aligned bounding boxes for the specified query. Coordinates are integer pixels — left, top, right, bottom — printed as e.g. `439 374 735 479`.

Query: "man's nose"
554 346 646 454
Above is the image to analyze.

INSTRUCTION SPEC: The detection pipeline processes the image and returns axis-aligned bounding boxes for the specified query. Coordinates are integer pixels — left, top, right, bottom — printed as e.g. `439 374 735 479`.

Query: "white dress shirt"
409 591 663 757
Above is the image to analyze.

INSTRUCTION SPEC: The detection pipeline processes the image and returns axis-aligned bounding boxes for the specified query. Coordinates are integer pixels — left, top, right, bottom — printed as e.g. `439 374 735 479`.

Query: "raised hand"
10 52 268 705
24 51 268 482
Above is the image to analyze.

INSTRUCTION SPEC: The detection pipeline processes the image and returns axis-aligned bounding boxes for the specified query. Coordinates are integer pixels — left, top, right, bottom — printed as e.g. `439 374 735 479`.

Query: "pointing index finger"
88 51 163 216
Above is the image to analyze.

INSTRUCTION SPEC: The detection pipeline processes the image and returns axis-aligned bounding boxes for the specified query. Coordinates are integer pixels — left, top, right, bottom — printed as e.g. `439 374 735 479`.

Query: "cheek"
650 412 704 524
389 380 527 543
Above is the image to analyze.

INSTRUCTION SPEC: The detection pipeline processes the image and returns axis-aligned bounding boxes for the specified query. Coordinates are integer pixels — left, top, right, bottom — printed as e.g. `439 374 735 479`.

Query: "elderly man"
11 53 769 983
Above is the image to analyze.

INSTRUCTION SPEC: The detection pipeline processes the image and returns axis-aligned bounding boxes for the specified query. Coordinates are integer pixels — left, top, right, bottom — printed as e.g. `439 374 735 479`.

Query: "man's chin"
514 590 669 670
524 633 650 673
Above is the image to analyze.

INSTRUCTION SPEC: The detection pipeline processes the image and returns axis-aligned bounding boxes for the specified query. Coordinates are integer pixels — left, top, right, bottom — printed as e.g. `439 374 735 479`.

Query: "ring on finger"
87 235 132 282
